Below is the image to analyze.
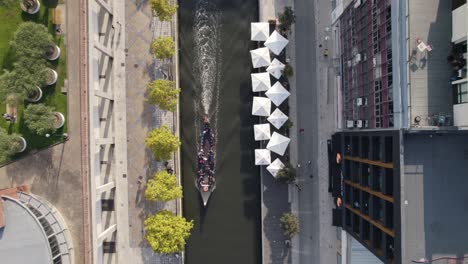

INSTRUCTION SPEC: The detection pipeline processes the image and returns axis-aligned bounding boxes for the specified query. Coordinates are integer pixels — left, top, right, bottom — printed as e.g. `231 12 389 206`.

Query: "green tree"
282 64 294 78
276 162 296 183
11 22 54 59
24 104 57 135
145 171 182 202
278 6 296 33
0 70 41 105
0 128 22 164
144 210 193 254
145 126 180 161
150 37 175 60
150 0 178 21
147 79 180 111
280 212 299 238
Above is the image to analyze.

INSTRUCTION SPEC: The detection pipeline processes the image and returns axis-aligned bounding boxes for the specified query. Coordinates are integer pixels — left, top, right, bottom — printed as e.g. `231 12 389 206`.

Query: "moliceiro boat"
196 116 216 206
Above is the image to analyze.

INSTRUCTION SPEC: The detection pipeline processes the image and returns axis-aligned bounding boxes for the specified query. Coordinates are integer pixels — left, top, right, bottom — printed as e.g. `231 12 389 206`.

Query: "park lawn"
0 0 67 154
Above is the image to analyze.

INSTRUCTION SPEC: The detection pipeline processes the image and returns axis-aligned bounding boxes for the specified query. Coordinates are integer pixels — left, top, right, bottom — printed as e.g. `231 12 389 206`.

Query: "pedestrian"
319 44 322 48
307 160 311 165
295 183 302 191
299 128 305 133
297 163 301 168
309 174 314 178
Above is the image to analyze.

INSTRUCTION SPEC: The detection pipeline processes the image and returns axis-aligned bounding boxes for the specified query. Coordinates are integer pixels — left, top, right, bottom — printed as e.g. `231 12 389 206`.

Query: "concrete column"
96 137 115 145
97 224 117 244
95 0 113 15
96 181 116 196
95 90 114 100
94 41 114 58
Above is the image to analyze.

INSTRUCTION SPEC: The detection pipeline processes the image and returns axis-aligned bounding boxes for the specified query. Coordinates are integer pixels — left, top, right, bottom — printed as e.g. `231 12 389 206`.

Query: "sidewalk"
124 1 182 263
259 1 293 264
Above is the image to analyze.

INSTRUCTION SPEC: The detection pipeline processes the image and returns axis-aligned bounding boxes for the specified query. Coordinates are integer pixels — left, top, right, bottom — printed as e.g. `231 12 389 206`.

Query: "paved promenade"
124 1 182 263
259 1 293 264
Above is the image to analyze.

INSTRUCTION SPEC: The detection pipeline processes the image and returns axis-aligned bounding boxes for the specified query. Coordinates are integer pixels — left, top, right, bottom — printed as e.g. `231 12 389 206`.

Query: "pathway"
124 1 182 263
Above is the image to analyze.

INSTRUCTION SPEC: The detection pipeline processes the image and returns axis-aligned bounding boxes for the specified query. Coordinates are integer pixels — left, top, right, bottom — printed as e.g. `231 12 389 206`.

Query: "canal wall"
173 1 184 263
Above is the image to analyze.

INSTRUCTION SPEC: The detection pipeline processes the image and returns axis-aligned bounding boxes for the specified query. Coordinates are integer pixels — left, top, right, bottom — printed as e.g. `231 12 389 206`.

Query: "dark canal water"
179 0 261 263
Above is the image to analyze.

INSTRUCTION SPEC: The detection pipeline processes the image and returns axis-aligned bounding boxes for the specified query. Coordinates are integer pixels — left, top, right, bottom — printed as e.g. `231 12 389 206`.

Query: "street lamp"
45 133 69 140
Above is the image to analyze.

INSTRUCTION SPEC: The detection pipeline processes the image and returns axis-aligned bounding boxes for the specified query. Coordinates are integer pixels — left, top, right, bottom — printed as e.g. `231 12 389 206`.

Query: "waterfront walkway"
259 1 293 264
124 1 182 263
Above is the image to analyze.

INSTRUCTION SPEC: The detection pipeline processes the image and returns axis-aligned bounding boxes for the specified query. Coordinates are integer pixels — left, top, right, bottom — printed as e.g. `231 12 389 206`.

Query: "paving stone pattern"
125 1 181 263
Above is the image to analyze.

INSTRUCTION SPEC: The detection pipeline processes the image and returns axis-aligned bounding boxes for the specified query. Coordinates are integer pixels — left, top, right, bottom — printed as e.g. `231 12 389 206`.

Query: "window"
453 82 468 104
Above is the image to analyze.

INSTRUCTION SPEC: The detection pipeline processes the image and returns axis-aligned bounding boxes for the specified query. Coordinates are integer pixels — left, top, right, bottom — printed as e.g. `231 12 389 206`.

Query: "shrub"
278 6 296 33
150 0 178 22
150 37 175 60
0 128 22 164
145 171 182 202
144 210 193 253
276 162 296 183
280 212 299 238
24 104 57 135
11 22 54 59
147 79 180 111
282 64 294 78
145 126 180 161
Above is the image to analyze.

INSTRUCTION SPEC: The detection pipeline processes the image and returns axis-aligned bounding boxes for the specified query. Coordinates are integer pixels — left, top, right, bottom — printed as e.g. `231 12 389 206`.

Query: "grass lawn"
0 0 67 156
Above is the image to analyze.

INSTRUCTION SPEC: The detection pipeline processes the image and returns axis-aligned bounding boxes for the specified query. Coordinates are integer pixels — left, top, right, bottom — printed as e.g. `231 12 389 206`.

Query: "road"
291 0 338 263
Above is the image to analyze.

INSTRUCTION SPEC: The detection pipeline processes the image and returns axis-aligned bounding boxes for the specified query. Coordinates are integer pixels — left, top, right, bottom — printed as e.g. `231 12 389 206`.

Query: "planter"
45 45 61 61
16 137 27 153
26 86 43 102
20 0 40 14
52 112 65 129
44 68 58 86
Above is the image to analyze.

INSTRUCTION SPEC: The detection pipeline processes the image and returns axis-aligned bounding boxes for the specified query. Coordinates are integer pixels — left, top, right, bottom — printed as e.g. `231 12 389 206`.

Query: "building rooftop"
406 0 454 127
402 131 468 262
0 197 52 264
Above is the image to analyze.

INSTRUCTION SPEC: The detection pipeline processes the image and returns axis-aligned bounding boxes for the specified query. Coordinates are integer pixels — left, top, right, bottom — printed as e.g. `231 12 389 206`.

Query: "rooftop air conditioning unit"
354 53 362 63
354 0 362 9
356 120 363 128
364 120 369 128
346 120 354 128
357 98 363 106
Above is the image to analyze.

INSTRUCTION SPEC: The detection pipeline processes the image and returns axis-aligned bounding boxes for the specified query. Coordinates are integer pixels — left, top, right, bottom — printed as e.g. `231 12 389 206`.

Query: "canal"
179 0 261 263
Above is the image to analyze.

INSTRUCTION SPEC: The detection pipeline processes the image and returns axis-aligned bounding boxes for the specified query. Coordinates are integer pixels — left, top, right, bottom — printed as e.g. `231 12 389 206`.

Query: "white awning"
252 97 271 117
251 72 271 92
251 22 270 41
266 132 290 156
265 82 290 106
264 30 289 55
255 149 271 165
254 124 271 141
267 108 288 129
266 58 285 79
266 158 285 177
250 47 271 68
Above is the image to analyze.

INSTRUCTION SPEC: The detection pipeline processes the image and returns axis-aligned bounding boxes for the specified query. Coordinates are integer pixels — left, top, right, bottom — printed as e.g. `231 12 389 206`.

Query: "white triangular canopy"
266 158 285 177
251 22 270 41
251 72 271 92
264 30 289 55
266 58 285 79
266 82 290 106
254 124 271 141
267 108 288 129
266 132 291 156
252 97 271 117
255 149 271 165
250 47 271 68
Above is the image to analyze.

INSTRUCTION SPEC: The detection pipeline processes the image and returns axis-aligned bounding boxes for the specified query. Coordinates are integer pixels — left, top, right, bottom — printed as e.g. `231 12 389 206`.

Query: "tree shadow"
42 0 59 8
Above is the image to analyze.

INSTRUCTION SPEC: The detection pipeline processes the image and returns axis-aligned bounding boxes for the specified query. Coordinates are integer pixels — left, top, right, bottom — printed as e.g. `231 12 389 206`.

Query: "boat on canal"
196 116 216 206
